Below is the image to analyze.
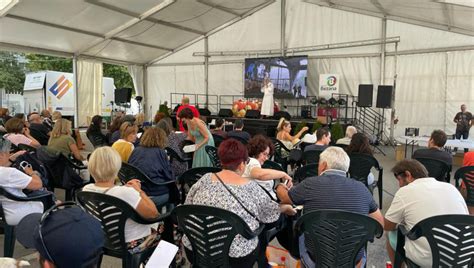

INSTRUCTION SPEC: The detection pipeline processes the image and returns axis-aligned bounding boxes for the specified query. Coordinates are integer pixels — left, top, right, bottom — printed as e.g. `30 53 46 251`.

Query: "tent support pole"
143 65 148 119
281 0 286 57
390 42 398 145
204 36 209 108
73 56 79 128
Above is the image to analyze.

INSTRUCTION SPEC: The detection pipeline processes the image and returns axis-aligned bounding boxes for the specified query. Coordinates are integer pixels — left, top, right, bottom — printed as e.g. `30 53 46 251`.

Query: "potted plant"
330 121 344 144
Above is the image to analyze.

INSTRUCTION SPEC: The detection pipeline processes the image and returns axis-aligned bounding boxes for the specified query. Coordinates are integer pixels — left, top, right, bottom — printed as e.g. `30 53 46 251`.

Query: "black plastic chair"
177 167 221 203
262 160 285 172
299 142 313 152
212 134 224 148
0 187 54 257
165 146 192 171
87 133 107 148
348 153 384 209
45 153 88 201
29 128 49 145
271 138 290 171
118 162 179 205
414 157 451 183
293 164 318 183
394 214 474 268
302 149 323 164
17 143 37 152
455 165 474 205
205 145 221 168
228 135 248 145
174 204 264 267
294 210 383 267
77 191 172 268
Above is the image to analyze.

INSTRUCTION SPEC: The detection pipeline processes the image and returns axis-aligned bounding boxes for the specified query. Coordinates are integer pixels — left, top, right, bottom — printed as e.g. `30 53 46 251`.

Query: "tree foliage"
103 63 134 92
25 54 72 73
0 51 26 93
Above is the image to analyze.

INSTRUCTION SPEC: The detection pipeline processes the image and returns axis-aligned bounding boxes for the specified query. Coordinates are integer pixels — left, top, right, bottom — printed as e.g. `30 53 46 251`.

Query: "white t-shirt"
242 157 276 199
82 184 151 242
385 177 468 267
0 167 43 225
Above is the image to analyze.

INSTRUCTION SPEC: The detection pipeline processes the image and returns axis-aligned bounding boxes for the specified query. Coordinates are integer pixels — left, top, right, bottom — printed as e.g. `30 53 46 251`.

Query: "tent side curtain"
127 65 144 97
77 59 103 127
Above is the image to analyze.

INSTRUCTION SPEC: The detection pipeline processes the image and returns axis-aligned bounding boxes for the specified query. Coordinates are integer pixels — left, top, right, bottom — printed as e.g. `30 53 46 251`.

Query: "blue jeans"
299 235 367 268
149 193 173 212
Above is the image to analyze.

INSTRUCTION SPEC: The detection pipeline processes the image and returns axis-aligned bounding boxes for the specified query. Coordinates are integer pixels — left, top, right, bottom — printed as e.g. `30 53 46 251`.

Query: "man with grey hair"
336 125 357 145
277 146 383 267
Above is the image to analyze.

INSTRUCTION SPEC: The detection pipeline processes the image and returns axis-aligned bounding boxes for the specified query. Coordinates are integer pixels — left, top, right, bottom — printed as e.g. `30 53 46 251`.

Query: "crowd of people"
0 99 471 267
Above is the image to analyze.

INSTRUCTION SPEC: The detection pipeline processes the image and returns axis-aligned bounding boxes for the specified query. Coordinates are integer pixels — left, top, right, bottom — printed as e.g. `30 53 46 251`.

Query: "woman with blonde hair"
129 127 174 209
276 117 308 152
47 118 84 160
112 122 138 162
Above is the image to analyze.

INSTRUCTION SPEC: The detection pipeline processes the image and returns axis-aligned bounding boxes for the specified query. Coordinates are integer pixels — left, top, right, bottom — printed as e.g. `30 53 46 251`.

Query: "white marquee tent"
1 0 473 139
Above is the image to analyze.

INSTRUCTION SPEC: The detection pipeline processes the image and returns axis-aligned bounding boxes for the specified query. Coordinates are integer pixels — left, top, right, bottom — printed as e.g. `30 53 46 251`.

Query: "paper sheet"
145 240 179 268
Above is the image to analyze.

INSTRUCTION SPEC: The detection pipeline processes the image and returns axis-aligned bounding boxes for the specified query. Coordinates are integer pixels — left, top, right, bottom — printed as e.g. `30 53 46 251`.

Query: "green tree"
25 54 72 73
103 63 134 93
0 51 25 93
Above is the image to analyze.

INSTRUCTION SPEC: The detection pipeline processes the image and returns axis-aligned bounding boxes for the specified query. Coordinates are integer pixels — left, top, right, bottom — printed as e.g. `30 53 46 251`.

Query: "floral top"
168 132 187 177
182 173 280 258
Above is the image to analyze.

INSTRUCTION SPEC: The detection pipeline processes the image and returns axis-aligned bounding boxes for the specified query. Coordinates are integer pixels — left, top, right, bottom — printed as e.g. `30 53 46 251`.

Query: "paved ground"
1 144 463 267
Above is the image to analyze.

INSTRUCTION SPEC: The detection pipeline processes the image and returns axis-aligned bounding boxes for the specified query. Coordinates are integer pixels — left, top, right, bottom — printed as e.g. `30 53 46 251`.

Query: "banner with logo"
46 71 75 116
318 74 339 99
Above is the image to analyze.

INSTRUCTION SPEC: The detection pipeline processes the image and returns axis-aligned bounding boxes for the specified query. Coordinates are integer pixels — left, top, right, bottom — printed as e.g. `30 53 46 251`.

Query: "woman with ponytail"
276 118 308 156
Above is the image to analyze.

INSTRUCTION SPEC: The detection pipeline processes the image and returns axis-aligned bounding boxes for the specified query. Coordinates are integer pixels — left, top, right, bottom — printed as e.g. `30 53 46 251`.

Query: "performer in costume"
261 75 274 117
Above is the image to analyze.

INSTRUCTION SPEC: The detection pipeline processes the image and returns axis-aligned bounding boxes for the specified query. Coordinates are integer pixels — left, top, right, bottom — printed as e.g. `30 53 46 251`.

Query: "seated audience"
303 127 331 152
110 115 136 144
107 115 123 145
4 117 41 148
86 115 107 145
276 118 308 152
176 97 200 132
183 139 295 267
384 159 468 266
135 113 145 133
154 112 166 125
48 119 84 161
112 122 138 162
0 142 43 225
51 111 62 122
346 133 375 185
156 118 187 178
227 119 251 142
0 108 12 125
27 113 50 145
460 152 474 214
244 135 293 199
83 147 162 252
336 125 357 145
16 204 104 268
129 127 174 209
40 109 53 131
276 146 383 267
211 118 227 138
412 129 452 166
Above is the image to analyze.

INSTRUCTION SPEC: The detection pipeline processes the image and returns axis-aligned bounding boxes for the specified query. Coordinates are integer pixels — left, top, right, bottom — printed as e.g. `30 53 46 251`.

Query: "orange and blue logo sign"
48 75 72 99
326 76 337 86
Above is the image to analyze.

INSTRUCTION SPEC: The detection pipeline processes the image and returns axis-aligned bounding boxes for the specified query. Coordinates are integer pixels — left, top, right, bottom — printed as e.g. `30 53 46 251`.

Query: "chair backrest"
118 162 161 196
262 160 285 172
174 205 261 267
87 133 107 148
299 142 313 152
212 134 224 148
294 164 318 183
77 191 150 257
165 146 187 163
348 153 380 186
271 138 290 157
334 143 348 150
455 166 474 206
303 150 323 164
29 128 49 146
414 157 450 182
228 135 248 145
205 145 221 168
406 214 474 267
177 167 221 202
17 143 36 152
295 210 383 267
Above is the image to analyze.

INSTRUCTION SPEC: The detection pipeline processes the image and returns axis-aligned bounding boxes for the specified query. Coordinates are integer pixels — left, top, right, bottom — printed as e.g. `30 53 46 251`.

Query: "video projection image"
244 56 308 99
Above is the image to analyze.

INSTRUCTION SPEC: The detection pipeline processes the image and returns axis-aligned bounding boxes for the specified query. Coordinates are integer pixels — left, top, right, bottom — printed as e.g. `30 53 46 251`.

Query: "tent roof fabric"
0 0 273 64
1 0 472 65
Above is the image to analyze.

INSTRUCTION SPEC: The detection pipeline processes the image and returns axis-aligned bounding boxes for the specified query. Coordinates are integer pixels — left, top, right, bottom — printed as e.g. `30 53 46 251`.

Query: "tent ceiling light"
0 0 18 17
435 0 474 8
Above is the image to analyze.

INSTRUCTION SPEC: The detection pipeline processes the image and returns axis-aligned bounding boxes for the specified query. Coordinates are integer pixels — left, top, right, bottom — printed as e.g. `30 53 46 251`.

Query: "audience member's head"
346 133 372 155
234 119 244 130
90 115 103 128
218 139 248 172
89 146 121 182
119 122 138 142
109 116 123 133
51 118 72 138
121 114 136 124
16 204 104 268
247 135 274 164
140 127 167 149
178 108 194 120
277 118 291 133
28 113 42 124
4 117 25 134
391 159 429 187
154 112 165 124
181 96 190 105
51 111 62 122
156 119 172 136
0 108 9 118
215 118 225 130
14 113 25 121
318 146 350 175
316 127 331 145
429 129 447 148
40 109 51 119
135 113 145 126
345 126 357 138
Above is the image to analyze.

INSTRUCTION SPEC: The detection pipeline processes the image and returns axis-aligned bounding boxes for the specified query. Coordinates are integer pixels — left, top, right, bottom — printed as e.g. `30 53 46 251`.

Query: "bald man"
28 113 50 145
176 97 200 132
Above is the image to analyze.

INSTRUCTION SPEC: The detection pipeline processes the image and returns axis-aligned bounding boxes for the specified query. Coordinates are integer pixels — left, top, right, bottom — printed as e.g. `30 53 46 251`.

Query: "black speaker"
300 106 312 119
245 110 260 119
198 108 211 116
114 88 132 103
274 111 291 121
357 84 373 107
218 109 233 117
376 85 393 108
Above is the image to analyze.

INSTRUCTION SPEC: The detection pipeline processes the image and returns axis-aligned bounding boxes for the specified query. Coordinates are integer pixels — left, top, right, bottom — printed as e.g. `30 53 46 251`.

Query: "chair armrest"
130 211 172 225
394 226 407 268
241 223 265 240
66 157 87 169
3 190 53 202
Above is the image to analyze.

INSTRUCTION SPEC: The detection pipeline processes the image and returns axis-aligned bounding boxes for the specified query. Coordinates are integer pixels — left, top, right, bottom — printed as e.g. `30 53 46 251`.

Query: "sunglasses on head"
393 171 405 178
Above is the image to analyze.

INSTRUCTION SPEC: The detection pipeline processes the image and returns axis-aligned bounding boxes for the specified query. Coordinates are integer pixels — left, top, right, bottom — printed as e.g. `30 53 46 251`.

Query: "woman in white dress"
261 77 274 117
